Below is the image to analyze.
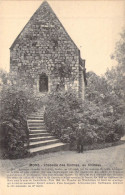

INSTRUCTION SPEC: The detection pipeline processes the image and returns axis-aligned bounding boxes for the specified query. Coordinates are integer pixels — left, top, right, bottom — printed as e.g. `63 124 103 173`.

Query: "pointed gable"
10 1 78 51
10 1 86 99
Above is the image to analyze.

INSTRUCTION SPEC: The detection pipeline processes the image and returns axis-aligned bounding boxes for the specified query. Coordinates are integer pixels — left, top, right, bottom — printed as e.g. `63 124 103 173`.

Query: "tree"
0 69 8 85
105 28 125 100
52 60 76 90
85 71 113 104
85 29 125 137
111 29 125 68
0 71 45 158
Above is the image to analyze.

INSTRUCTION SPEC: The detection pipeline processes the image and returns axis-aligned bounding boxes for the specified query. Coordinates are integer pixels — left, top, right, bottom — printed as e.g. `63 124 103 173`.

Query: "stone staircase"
27 110 69 155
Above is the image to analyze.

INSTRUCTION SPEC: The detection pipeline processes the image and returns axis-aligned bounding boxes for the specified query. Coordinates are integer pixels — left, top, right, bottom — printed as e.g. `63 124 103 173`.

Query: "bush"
0 75 44 159
86 71 125 139
45 90 123 150
44 90 82 142
0 119 29 159
78 100 123 144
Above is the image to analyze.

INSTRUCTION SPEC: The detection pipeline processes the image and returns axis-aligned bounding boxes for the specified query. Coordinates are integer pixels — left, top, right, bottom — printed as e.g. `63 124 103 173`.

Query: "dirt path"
0 142 125 175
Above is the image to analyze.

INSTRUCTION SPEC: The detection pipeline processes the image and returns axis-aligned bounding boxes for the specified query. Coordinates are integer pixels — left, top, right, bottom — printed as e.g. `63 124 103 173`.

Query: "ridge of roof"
10 1 79 51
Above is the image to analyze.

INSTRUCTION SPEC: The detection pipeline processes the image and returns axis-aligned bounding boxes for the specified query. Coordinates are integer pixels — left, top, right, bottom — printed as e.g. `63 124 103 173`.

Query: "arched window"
39 73 48 92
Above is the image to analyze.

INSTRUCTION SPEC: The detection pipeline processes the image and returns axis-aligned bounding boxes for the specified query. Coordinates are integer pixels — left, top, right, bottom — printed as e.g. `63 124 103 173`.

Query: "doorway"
39 73 48 92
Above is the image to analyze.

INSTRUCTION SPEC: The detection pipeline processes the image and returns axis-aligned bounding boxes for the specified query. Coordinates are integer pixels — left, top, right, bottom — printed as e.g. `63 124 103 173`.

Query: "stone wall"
79 70 85 100
79 59 86 99
10 1 85 97
10 2 84 98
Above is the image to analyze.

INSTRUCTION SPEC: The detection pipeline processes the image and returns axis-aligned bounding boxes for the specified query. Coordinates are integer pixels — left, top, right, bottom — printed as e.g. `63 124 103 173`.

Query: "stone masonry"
10 1 86 99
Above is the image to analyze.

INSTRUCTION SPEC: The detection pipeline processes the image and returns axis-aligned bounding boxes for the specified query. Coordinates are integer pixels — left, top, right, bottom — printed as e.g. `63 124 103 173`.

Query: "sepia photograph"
0 0 125 194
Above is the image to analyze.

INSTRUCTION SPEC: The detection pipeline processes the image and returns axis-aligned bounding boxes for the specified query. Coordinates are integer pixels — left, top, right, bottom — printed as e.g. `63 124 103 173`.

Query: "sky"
0 0 125 75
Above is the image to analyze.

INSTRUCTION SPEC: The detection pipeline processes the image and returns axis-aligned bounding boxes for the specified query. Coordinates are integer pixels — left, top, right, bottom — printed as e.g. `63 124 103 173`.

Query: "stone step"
29 133 52 137
29 134 54 139
28 139 60 148
27 110 69 155
29 127 46 130
29 114 44 116
29 143 69 154
28 120 44 122
28 127 46 130
27 117 44 120
28 123 44 126
28 122 44 125
28 113 44 116
28 124 45 127
28 116 44 119
29 136 55 142
30 111 44 113
29 131 49 135
29 129 47 133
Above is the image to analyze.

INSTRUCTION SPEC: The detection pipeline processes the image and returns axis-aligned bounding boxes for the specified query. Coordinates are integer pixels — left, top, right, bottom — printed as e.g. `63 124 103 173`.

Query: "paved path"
0 142 125 195
121 136 125 140
0 141 125 176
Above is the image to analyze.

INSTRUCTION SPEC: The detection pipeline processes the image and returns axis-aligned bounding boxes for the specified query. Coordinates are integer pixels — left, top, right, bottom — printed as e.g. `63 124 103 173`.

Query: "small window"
51 39 58 51
39 73 48 92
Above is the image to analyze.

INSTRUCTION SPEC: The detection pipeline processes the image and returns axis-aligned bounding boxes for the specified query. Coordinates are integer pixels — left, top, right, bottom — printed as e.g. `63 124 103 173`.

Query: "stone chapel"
10 1 87 99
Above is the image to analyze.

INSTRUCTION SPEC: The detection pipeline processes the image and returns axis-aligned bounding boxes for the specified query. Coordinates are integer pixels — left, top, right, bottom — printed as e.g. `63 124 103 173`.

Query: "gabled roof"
10 1 79 51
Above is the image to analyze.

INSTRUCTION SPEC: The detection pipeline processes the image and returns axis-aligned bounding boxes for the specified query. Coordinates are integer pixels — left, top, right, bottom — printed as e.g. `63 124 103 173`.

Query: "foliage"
111 29 125 68
52 60 76 89
0 119 29 159
0 71 44 158
46 30 125 145
1 28 125 155
77 100 123 143
85 71 112 104
105 29 125 101
44 90 82 143
45 88 123 149
0 69 8 85
86 28 125 117
86 70 125 137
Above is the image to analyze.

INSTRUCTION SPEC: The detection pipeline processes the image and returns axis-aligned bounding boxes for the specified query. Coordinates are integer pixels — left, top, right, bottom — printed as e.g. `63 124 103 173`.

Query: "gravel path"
0 142 125 176
0 142 125 195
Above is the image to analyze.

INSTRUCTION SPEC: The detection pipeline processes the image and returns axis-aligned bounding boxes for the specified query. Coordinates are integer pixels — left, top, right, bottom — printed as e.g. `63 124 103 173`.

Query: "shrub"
0 119 29 159
44 90 82 142
0 75 44 159
45 90 123 150
78 100 123 144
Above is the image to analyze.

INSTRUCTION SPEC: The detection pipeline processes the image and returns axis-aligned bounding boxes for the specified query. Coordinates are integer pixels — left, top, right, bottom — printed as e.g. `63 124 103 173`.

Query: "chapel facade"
10 1 86 99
